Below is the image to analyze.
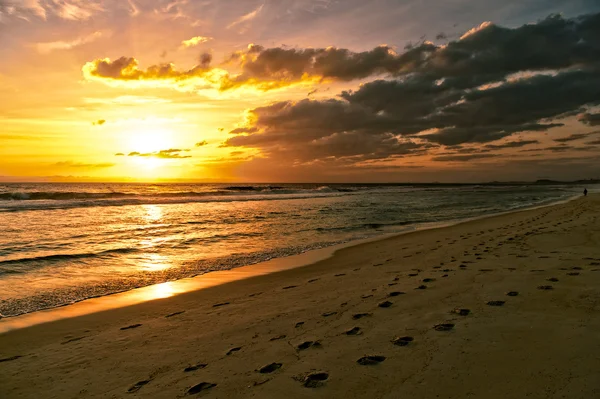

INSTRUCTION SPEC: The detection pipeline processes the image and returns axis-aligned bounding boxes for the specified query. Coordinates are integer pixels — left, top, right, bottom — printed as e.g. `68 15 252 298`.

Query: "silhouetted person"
584 188 588 196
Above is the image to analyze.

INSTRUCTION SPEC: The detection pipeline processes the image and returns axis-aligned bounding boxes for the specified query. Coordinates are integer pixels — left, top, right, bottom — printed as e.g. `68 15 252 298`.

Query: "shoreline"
0 193 580 332
1 194 599 398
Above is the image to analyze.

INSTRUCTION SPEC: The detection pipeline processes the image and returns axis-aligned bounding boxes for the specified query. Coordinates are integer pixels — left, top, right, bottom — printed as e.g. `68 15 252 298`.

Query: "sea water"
0 183 590 316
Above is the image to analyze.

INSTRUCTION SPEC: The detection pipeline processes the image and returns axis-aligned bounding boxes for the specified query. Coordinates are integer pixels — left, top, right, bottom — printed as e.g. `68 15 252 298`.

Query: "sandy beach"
1 194 600 398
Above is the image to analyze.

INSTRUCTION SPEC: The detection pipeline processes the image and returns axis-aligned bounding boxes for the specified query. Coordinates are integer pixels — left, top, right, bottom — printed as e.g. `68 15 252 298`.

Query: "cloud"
36 31 104 54
84 96 172 105
579 112 600 126
223 11 600 163
554 132 599 143
483 140 539 150
227 3 263 29
82 12 600 95
126 148 192 159
5 0 104 21
115 152 124 156
54 161 115 168
195 140 208 147
92 119 106 126
431 154 499 162
181 36 212 48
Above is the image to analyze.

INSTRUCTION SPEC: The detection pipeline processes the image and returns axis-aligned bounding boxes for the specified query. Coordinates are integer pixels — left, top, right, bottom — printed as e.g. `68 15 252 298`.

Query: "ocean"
0 182 590 317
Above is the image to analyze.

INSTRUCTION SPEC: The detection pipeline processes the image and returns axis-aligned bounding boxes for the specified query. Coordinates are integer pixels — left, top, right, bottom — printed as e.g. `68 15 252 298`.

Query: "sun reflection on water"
143 204 163 222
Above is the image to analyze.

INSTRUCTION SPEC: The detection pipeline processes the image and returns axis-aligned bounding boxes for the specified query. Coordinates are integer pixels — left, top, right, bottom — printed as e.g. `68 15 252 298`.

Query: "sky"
1 0 599 183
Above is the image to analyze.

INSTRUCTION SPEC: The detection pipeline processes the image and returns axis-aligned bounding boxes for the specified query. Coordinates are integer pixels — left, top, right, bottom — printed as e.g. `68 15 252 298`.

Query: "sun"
127 126 173 153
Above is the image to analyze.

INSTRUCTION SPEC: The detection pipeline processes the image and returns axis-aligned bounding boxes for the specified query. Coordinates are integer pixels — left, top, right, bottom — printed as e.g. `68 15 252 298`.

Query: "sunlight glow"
127 126 173 153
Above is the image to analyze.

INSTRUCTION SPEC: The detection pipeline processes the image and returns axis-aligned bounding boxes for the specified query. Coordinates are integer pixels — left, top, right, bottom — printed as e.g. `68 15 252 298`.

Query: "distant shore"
2 195 600 398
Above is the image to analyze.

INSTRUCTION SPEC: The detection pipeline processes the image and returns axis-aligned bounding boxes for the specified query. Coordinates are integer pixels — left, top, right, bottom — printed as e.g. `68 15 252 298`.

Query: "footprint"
295 322 305 328
547 278 559 282
213 302 230 308
120 324 142 331
487 301 505 306
269 335 286 341
334 273 346 277
567 272 580 276
61 337 85 345
308 278 320 283
165 311 185 318
303 372 329 388
537 285 553 290
184 363 207 372
259 363 282 374
297 341 321 350
282 285 298 290
345 327 362 336
357 355 386 365
433 323 455 331
388 292 405 297
0 355 22 363
187 382 216 394
361 294 373 299
127 380 150 393
322 311 338 317
506 291 519 297
416 285 428 290
452 308 470 316
392 336 414 346
422 278 436 283
226 347 242 355
408 273 419 277
378 301 393 308
352 313 372 320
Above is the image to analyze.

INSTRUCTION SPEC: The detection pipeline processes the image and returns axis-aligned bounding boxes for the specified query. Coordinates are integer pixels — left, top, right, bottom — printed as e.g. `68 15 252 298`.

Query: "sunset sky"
1 0 599 182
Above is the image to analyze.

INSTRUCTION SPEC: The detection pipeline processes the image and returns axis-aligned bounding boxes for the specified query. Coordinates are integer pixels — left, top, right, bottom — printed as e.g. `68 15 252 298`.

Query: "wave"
0 247 139 267
0 186 375 212
0 185 364 202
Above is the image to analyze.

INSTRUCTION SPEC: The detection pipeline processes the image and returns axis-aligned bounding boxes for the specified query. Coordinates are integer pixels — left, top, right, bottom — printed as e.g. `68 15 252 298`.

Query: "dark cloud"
431 154 499 162
115 152 124 156
125 149 192 158
225 12 600 163
83 13 600 95
554 132 599 143
579 112 600 126
54 161 115 168
195 140 208 147
483 140 539 149
92 119 106 126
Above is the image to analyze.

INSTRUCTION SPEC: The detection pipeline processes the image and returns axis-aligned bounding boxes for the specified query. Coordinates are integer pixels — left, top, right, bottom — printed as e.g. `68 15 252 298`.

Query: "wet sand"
1 195 600 398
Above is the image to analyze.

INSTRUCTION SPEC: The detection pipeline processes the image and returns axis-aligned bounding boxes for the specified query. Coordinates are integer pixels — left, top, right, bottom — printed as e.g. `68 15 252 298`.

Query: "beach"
1 194 600 398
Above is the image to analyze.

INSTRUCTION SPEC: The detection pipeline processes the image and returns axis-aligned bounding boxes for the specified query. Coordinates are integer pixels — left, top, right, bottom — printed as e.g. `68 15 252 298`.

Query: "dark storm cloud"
126 149 192 158
195 140 209 147
579 112 600 126
225 12 600 163
84 12 599 96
